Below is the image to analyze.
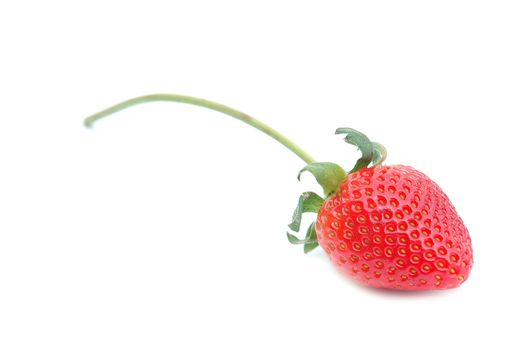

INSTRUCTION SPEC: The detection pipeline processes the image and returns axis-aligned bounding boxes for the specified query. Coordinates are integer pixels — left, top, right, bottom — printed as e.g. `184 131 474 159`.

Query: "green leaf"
371 142 387 166
335 128 375 173
287 232 308 244
288 192 324 232
287 222 320 254
298 162 346 197
304 241 319 254
304 223 319 253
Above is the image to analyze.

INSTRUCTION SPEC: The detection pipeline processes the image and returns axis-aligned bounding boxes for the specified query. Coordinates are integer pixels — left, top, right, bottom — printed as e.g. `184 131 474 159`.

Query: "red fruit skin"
315 165 473 290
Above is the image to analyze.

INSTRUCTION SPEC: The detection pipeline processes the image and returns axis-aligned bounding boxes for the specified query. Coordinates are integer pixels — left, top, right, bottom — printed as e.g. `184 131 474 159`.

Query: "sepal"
371 142 387 166
288 191 324 232
303 224 319 254
335 128 375 173
287 222 320 254
298 162 346 197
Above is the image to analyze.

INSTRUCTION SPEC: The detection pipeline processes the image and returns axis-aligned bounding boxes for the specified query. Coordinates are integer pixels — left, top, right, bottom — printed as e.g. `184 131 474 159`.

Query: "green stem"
84 94 316 164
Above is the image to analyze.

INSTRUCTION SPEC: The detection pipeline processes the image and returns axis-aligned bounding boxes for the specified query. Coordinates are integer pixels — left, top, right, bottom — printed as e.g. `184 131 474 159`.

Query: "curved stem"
84 94 316 164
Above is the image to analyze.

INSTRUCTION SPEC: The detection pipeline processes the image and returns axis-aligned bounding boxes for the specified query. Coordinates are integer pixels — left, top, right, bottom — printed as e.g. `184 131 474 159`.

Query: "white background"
1 1 520 349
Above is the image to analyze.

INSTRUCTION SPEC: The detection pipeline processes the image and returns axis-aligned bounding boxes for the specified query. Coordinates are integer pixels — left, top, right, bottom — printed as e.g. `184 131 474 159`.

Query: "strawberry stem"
84 94 316 164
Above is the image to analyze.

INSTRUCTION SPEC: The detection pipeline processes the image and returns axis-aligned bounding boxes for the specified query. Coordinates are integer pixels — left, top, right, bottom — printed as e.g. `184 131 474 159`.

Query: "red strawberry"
315 165 472 290
85 94 473 291
287 128 472 290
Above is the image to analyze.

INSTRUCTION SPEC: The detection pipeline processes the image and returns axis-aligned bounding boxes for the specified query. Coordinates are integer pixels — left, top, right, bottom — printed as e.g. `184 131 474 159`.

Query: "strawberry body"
315 165 473 290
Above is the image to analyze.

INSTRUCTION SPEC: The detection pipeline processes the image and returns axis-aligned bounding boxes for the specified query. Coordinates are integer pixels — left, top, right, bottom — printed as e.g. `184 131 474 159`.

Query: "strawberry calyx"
298 162 346 197
336 127 375 173
286 192 324 253
287 192 324 232
297 129 387 199
287 128 387 253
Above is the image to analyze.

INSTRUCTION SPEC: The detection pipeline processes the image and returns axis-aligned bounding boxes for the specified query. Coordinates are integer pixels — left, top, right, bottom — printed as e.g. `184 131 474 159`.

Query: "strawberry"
85 94 473 291
314 165 472 290
287 129 473 290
